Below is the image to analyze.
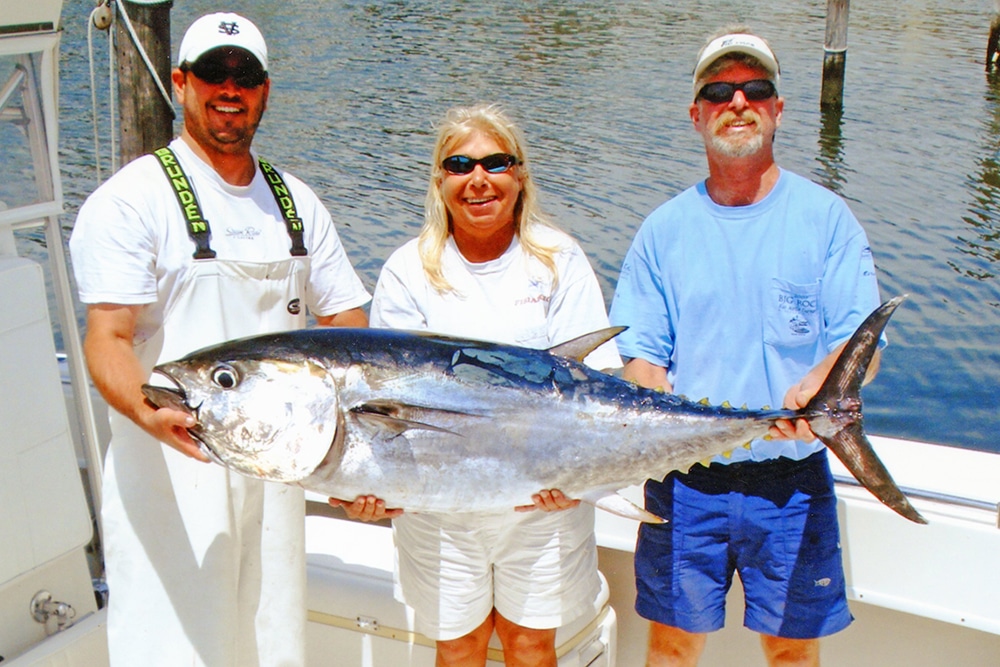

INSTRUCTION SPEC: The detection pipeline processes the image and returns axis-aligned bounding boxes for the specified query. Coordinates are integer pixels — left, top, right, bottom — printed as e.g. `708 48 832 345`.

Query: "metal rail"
833 475 1000 529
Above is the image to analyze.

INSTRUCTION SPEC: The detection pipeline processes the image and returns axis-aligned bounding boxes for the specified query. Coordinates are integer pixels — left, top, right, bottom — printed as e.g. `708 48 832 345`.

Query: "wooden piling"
821 0 850 110
115 0 174 166
988 15 1000 71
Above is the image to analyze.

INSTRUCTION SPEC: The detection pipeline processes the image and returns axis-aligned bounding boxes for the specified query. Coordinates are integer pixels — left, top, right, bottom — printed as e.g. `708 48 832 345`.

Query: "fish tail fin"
805 296 927 524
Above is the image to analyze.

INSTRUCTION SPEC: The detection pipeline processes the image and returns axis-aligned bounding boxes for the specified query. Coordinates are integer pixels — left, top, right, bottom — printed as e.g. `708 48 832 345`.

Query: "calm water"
44 0 1000 453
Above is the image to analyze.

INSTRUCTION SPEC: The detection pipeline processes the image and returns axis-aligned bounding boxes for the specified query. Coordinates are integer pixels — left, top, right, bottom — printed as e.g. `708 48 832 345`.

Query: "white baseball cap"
692 33 779 99
177 12 268 71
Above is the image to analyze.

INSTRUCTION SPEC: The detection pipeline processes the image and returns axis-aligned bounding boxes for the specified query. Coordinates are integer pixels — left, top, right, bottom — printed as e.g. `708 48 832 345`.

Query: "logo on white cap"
692 33 779 99
217 21 241 36
177 12 268 71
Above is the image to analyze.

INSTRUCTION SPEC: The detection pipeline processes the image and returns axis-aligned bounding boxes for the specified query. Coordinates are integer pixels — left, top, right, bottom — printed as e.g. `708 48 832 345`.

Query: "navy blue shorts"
634 450 852 639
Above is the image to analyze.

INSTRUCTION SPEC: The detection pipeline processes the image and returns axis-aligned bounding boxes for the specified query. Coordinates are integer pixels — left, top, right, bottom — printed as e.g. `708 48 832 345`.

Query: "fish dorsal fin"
548 327 626 362
582 489 666 524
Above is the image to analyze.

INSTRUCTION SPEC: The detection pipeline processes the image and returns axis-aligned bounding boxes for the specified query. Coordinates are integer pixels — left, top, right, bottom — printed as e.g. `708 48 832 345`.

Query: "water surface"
47 0 1000 452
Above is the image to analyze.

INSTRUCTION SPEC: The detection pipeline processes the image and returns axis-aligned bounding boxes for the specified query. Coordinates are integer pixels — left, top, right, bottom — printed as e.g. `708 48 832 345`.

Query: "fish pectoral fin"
354 399 480 420
351 410 462 437
350 398 482 435
350 402 466 437
548 327 626 362
584 490 666 524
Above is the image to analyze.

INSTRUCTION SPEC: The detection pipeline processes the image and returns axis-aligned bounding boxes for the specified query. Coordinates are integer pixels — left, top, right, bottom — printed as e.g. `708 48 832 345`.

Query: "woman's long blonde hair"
418 103 558 293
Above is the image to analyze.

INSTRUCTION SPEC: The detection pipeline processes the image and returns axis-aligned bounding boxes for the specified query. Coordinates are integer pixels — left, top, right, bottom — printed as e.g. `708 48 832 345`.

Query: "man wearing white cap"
70 12 370 666
610 26 883 666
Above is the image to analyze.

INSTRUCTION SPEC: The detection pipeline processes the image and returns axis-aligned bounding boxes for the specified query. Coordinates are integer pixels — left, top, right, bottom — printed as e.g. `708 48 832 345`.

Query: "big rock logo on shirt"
777 293 817 338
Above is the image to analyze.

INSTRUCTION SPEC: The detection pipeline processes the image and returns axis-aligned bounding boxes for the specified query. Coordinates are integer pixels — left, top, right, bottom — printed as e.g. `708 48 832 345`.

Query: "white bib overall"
102 221 311 664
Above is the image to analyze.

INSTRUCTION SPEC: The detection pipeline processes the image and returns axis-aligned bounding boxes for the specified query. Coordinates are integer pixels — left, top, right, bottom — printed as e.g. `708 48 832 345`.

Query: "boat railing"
1 13 105 543
832 474 1000 529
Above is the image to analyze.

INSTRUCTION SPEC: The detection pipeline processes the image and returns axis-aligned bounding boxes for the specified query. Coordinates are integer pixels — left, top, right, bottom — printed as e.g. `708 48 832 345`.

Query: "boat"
1 3 998 665
0 2 108 665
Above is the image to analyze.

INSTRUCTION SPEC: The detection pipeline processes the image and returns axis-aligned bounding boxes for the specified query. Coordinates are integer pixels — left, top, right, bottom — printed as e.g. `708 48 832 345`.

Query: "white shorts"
392 505 600 641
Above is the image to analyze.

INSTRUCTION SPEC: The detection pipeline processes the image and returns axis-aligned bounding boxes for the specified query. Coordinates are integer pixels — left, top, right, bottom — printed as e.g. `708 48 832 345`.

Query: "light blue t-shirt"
609 168 882 463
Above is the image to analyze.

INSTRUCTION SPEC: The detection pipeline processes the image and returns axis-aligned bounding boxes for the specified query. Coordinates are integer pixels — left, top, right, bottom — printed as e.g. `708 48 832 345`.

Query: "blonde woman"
367 104 619 666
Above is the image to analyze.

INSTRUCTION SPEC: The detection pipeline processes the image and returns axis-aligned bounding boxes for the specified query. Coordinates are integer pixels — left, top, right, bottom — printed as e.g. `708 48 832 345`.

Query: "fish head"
142 355 339 483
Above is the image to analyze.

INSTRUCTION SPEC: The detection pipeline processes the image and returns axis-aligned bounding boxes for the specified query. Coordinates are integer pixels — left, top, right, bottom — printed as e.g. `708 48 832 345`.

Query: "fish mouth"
141 381 194 415
141 373 223 465
142 365 201 412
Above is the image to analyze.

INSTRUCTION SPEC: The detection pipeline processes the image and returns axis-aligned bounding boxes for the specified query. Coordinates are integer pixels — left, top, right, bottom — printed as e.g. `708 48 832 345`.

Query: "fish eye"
212 364 240 389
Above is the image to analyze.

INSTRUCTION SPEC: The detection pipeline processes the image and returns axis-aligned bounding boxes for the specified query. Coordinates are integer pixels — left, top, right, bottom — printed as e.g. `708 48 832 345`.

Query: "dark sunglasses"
182 59 268 89
442 153 520 175
697 79 776 104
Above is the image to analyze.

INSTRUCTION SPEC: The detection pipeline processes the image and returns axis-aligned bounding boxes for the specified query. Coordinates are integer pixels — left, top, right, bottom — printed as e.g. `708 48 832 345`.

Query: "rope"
86 0 175 185
114 0 176 115
87 2 114 183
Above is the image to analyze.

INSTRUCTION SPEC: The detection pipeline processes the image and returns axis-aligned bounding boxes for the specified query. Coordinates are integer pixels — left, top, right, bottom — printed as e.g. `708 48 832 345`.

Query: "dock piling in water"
821 0 850 110
988 15 1000 70
116 0 174 166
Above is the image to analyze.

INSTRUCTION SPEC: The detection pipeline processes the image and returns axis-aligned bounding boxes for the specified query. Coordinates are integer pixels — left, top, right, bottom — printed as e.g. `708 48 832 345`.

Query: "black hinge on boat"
0 22 54 36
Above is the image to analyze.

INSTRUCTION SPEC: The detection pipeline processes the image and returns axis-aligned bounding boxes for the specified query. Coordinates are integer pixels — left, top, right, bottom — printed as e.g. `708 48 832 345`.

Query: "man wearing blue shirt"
609 26 882 667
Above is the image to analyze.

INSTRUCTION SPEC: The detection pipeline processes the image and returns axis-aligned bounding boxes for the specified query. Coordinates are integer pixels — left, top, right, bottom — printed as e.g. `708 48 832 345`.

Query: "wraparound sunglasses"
181 59 268 89
442 153 521 175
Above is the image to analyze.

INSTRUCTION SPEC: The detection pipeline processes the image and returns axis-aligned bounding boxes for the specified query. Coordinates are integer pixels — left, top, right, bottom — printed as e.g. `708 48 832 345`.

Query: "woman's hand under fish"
328 495 404 522
515 489 581 513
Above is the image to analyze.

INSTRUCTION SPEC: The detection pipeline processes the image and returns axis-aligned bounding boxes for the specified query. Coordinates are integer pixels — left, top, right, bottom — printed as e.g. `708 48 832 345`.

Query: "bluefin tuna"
142 296 926 524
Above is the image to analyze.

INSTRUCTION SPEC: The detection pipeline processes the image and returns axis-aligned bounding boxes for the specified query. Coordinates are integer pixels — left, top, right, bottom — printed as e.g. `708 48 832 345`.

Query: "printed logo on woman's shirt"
514 294 550 306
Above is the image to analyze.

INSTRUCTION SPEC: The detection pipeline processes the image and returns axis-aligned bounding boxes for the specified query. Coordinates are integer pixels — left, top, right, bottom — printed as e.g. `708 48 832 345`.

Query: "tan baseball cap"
692 33 779 99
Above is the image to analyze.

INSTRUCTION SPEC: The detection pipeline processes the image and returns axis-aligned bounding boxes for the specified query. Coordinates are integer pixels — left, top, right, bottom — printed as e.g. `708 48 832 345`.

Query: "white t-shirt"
70 138 370 345
370 226 620 370
371 224 617 635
